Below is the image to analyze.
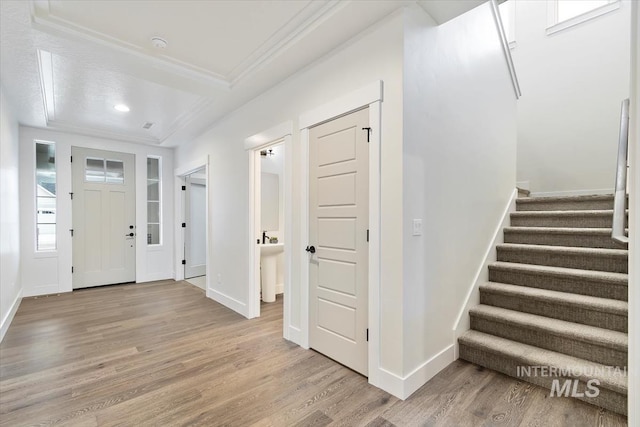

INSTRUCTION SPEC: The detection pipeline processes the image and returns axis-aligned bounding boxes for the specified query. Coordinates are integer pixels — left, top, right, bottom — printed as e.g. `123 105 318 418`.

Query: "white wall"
401 3 517 393
175 9 405 380
513 0 631 195
0 84 22 342
19 126 174 297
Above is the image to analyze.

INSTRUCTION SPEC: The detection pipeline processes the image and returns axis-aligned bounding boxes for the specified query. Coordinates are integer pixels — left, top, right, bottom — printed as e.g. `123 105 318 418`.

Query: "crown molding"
42 119 163 145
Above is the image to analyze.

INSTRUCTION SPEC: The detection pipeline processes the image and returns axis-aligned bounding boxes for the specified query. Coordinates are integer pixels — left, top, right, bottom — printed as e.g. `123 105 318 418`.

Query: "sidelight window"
147 156 161 245
35 141 57 251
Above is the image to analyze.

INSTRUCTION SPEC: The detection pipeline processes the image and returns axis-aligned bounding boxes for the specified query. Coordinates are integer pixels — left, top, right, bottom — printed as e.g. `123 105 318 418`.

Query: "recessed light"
114 104 130 112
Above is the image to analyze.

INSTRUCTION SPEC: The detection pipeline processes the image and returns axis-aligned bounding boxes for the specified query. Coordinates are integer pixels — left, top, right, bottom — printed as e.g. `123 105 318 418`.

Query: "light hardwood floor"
0 280 628 426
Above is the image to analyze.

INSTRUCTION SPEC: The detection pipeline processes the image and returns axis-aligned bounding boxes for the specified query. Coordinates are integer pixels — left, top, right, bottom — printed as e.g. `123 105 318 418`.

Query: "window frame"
546 0 620 36
34 139 57 253
147 155 162 247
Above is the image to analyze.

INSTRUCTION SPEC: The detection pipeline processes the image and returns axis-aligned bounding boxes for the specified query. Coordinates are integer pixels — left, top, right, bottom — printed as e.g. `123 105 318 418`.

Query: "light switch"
412 219 422 236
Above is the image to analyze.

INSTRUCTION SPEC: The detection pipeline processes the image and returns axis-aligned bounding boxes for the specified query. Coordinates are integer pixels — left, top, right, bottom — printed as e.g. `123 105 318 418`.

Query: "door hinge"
182 260 186 265
182 223 186 228
362 127 372 143
70 155 73 163
367 229 369 242
366 328 369 342
182 185 186 191
71 266 74 273
69 192 73 200
69 229 74 237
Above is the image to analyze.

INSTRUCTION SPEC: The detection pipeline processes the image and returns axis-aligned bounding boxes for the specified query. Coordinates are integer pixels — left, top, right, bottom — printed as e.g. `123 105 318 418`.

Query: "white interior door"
72 147 135 289
185 172 207 279
309 107 369 376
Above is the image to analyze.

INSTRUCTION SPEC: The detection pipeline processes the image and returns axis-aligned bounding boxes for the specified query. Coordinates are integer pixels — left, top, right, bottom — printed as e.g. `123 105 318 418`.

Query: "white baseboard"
373 344 455 399
452 188 517 359
530 188 614 197
209 288 249 318
1 290 22 343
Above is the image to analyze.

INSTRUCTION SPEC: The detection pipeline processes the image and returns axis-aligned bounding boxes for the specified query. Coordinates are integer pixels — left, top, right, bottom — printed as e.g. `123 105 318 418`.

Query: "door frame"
245 122 293 338
174 156 210 296
298 81 382 382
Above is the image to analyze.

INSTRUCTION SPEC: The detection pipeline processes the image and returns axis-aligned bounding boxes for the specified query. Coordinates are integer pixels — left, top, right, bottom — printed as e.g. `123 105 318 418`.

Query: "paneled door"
308 107 369 375
184 172 207 279
72 147 136 289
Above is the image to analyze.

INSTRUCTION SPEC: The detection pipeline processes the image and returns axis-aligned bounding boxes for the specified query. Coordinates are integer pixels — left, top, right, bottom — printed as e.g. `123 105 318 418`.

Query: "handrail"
612 98 630 246
490 0 521 99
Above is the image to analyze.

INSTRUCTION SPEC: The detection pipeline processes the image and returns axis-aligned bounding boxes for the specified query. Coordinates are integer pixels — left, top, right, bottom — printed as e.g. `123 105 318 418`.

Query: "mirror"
261 172 279 231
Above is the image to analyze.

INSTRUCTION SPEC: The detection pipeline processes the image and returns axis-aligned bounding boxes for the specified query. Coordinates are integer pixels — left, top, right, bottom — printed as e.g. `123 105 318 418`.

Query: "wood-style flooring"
0 280 628 426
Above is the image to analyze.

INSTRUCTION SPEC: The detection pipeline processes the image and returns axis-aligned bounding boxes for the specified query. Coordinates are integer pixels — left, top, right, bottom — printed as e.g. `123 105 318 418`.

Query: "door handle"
305 245 316 254
126 232 135 237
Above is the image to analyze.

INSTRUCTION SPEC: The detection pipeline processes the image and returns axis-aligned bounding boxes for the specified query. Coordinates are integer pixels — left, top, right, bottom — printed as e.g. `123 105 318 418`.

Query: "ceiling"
0 1 481 147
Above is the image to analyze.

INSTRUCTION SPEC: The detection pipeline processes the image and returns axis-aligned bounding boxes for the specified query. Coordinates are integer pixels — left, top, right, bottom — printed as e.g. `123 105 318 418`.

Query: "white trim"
452 188 517 359
298 81 382 390
376 345 456 399
546 0 620 36
244 121 293 150
209 289 249 317
299 81 383 130
530 188 614 198
0 290 22 343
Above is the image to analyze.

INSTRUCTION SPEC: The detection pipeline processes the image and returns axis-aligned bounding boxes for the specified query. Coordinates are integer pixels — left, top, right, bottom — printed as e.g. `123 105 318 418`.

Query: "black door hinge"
182 185 186 191
367 229 369 242
69 229 74 237
366 328 369 342
71 266 74 273
182 260 186 265
182 223 186 228
362 127 372 143
70 155 73 163
69 192 73 200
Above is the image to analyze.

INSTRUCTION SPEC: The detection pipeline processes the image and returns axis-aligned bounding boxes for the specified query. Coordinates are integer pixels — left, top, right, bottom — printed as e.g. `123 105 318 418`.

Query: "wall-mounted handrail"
612 98 630 246
490 0 521 99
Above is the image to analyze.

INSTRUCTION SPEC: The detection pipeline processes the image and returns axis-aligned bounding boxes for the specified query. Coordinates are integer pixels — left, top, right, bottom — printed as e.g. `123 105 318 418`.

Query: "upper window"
85 157 125 184
35 141 56 252
547 0 620 35
147 157 161 245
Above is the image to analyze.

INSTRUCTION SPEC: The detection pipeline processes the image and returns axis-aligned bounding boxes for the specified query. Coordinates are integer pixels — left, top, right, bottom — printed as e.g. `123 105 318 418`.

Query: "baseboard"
452 188 517 359
209 288 249 318
287 325 306 348
530 188 614 197
373 344 456 399
0 289 22 343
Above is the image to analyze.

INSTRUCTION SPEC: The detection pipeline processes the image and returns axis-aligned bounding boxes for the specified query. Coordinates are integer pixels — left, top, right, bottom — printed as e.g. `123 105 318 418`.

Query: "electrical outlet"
412 219 422 236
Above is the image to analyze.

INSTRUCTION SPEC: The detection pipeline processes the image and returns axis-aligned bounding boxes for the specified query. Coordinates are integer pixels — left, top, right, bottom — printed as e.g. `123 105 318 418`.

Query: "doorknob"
305 245 316 254
126 232 135 237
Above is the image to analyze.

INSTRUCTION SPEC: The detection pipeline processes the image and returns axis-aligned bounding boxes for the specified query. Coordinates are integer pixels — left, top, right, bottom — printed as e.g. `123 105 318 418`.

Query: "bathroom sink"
260 243 284 256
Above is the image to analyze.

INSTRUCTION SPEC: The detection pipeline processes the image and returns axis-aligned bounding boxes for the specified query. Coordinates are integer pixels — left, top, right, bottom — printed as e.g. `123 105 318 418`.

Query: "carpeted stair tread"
489 261 628 284
480 282 628 316
459 330 627 394
469 305 627 351
503 227 624 249
516 194 614 211
488 262 628 301
510 210 624 228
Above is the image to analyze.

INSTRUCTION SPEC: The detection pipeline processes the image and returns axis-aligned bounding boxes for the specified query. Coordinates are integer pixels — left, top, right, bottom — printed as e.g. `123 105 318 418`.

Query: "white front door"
184 172 207 279
309 107 369 376
72 147 136 289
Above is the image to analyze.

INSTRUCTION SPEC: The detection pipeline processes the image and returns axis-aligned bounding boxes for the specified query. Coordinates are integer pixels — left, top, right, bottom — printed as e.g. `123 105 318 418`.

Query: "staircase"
458 194 628 415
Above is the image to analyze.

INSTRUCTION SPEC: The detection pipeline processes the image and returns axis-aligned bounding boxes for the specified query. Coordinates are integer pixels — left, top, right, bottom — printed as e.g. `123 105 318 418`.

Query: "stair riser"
480 291 628 332
470 315 627 367
503 232 621 249
488 267 628 301
511 215 614 228
516 200 614 211
496 248 628 273
458 344 627 415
